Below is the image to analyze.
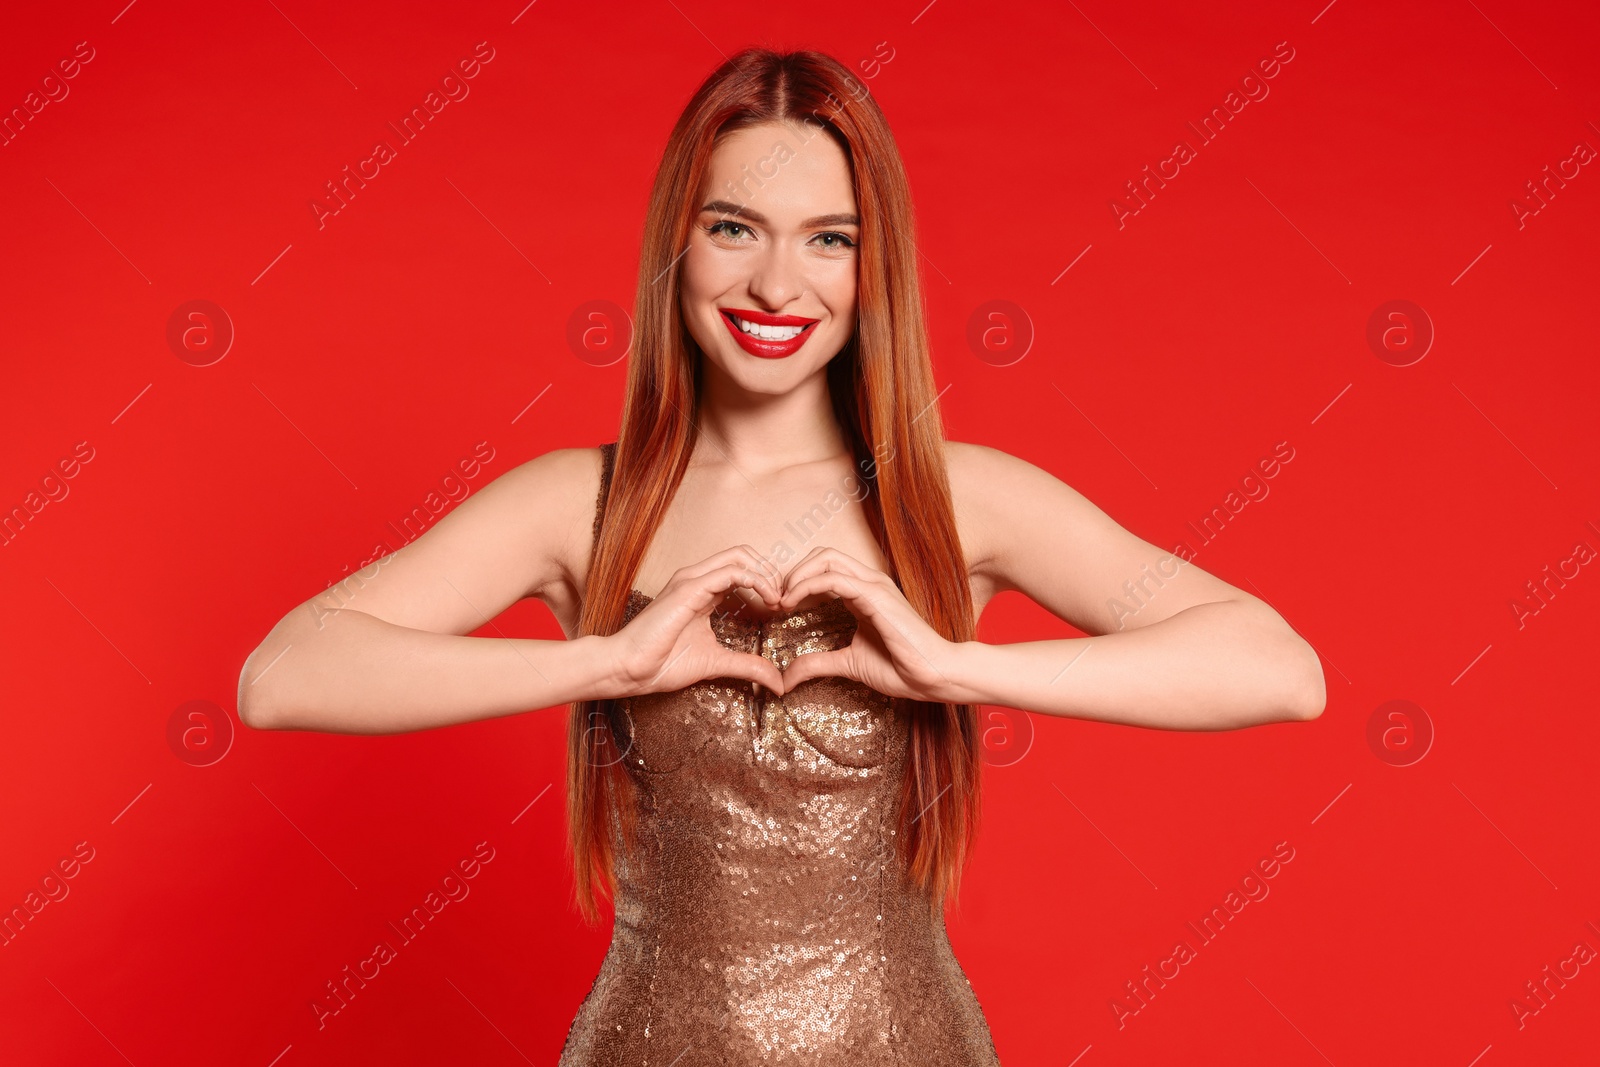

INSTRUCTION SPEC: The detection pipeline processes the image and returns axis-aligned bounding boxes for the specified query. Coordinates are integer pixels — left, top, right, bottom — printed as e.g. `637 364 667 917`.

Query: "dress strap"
592 442 617 549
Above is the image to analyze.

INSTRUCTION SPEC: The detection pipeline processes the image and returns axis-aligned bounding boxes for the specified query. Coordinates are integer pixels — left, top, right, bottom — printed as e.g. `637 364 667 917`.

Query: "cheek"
679 248 708 300
822 288 856 328
679 256 719 322
811 264 857 321
684 255 746 317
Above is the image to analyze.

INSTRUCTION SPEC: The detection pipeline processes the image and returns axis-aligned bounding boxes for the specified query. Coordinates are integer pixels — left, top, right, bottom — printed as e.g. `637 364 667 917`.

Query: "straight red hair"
568 47 980 924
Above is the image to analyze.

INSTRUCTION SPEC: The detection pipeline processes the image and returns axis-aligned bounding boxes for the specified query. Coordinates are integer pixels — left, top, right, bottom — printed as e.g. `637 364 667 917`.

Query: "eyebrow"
700 200 860 229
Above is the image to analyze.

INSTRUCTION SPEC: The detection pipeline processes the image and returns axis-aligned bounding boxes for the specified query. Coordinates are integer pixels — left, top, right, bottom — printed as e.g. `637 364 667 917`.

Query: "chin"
709 357 805 391
697 336 842 390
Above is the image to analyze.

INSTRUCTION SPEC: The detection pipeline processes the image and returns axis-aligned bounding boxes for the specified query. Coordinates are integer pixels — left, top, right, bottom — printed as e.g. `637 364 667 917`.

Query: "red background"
3 0 1598 1063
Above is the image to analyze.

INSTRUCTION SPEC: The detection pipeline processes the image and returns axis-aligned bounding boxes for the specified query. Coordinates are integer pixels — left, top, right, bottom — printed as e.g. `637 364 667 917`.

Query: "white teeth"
731 315 805 341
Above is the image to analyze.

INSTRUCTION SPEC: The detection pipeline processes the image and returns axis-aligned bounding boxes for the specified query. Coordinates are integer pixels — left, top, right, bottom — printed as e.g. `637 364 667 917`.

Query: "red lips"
719 308 818 359
722 307 818 327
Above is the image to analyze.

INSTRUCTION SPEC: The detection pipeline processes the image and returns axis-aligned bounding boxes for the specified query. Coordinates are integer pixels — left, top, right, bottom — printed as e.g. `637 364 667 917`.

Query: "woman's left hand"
776 547 963 702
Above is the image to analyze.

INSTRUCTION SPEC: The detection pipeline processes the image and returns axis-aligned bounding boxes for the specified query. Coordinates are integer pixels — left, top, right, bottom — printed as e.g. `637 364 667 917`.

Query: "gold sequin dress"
559 443 1002 1066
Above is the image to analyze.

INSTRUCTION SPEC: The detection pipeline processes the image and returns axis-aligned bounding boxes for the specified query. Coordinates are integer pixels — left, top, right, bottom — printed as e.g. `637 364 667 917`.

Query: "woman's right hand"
604 546 788 697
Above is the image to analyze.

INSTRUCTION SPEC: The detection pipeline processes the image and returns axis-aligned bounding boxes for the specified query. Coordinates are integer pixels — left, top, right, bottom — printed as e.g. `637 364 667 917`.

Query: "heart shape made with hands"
719 567 841 622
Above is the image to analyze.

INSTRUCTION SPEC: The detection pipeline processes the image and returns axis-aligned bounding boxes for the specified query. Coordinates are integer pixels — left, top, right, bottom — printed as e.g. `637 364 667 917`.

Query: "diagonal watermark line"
911 781 953 825
245 643 294 688
264 0 358 89
1310 383 1351 425
41 574 151 684
445 977 537 1064
45 177 151 285
1245 177 1350 284
252 243 293 286
1065 0 1157 88
112 783 153 824
253 782 360 889
111 384 153 425
1051 243 1093 285
1451 243 1492 285
1464 0 1557 89
510 383 552 424
1310 783 1350 825
1451 382 1557 489
44 977 136 1065
914 237 952 284
1049 641 1093 685
1451 643 1492 686
661 0 729 61
1452 782 1557 890
446 177 551 283
1245 976 1337 1065
251 382 360 489
1053 783 1158 889
1238 575 1348 686
651 243 692 286
512 783 552 823
440 575 550 683
1051 383 1158 489
910 382 952 425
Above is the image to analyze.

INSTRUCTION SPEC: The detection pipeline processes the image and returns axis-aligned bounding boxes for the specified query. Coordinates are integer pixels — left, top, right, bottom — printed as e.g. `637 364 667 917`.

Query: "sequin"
559 443 1002 1065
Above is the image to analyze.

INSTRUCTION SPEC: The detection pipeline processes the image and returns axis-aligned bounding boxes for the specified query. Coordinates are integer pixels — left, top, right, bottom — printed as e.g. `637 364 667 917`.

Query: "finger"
677 562 783 613
728 544 783 595
676 546 783 600
728 545 783 608
779 569 879 615
783 542 828 575
779 544 858 588
717 648 786 695
779 549 881 607
668 556 780 614
734 544 783 591
781 648 853 690
783 571 951 695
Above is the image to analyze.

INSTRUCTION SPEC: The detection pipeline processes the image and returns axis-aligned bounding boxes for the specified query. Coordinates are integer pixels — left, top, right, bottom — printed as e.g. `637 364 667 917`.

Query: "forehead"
700 122 857 221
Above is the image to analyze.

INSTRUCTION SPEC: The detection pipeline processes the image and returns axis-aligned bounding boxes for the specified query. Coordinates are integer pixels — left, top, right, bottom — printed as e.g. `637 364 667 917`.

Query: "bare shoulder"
281 444 603 641
940 437 1249 635
940 438 1050 574
496 444 606 600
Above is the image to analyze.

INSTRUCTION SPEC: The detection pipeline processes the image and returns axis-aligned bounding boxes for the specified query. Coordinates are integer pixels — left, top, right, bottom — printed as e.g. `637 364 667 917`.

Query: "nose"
745 240 806 310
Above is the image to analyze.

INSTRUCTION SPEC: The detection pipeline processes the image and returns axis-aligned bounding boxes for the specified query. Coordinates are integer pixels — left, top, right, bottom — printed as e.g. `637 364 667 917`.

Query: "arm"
942 442 1325 730
942 599 1322 730
237 447 625 734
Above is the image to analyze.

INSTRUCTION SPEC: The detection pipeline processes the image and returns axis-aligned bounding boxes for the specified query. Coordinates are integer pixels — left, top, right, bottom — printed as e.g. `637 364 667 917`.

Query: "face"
679 121 860 394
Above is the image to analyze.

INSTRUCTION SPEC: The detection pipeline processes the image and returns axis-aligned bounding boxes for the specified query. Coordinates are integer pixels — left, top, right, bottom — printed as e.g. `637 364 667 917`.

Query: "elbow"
1291 686 1325 722
1239 616 1325 725
238 696 276 731
237 650 283 731
1288 643 1326 722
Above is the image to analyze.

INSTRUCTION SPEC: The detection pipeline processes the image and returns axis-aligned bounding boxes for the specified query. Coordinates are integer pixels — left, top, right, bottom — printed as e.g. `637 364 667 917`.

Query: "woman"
239 48 1324 1065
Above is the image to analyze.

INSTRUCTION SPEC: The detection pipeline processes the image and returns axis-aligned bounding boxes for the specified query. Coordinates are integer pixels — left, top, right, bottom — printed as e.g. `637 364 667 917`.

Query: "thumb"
780 648 851 691
718 649 785 696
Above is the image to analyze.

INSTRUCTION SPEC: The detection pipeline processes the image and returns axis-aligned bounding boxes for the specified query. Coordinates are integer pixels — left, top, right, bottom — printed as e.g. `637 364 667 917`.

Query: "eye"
814 232 856 249
707 220 752 241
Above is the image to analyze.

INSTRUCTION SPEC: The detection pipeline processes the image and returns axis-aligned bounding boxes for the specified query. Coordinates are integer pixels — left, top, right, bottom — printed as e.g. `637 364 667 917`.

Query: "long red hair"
568 47 980 924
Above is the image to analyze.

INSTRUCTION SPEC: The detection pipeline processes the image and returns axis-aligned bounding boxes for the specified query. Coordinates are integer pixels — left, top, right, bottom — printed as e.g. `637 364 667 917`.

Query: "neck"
692 364 850 476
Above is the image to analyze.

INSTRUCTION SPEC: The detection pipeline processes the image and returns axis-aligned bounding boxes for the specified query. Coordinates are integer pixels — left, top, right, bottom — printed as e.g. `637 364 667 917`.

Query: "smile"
719 309 818 359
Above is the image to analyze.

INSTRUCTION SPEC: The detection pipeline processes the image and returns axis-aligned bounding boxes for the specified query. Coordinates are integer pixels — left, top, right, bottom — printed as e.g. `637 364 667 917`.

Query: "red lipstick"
719 307 819 359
